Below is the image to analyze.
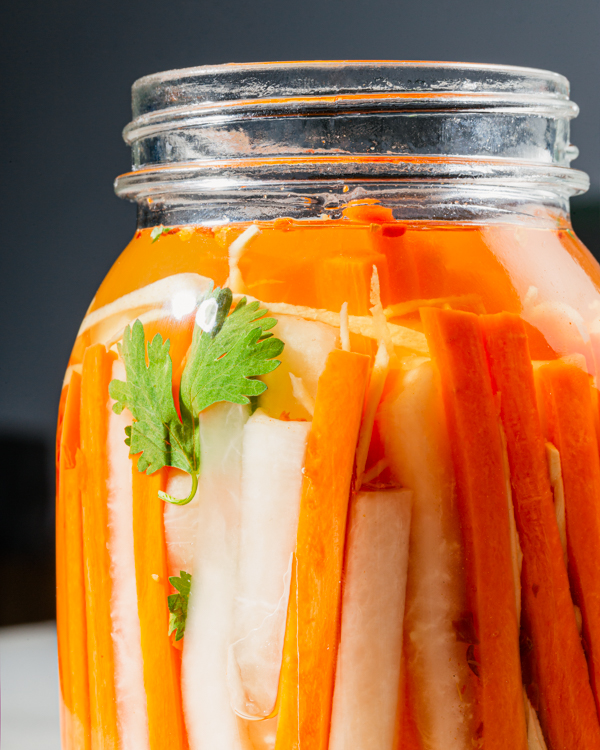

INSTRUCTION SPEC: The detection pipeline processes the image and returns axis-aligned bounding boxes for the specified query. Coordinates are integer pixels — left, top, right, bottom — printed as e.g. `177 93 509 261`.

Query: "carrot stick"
58 371 92 750
535 359 600 717
316 254 383 356
274 348 370 750
80 344 119 749
420 308 527 750
132 460 188 750
66 450 93 750
482 313 600 749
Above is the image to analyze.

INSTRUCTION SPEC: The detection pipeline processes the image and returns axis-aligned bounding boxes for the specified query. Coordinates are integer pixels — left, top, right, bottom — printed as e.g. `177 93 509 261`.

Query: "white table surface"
1 621 61 750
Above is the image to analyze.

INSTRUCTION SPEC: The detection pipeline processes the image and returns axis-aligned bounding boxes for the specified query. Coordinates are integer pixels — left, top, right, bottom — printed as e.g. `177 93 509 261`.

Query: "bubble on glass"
171 289 198 320
196 297 219 332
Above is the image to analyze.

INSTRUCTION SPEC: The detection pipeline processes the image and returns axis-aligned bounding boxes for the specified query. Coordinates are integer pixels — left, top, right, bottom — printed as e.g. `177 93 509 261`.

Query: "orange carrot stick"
482 313 600 749
420 308 527 750
66 450 93 750
535 359 600 716
58 371 92 750
80 344 119 750
132 461 188 750
274 348 370 750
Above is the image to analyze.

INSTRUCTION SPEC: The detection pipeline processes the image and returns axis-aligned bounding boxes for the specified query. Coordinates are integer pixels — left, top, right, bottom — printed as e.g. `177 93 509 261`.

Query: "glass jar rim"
118 60 589 202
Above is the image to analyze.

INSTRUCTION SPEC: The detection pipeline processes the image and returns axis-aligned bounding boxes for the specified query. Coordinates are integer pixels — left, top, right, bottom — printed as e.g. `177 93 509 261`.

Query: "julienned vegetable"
378 360 473 749
275 349 370 750
329 489 412 750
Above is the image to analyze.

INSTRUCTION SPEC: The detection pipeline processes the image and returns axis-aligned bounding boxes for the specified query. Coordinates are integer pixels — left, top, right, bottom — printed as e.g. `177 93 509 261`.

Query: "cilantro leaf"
108 286 283 505
150 225 172 243
167 571 192 641
180 293 284 417
109 321 195 477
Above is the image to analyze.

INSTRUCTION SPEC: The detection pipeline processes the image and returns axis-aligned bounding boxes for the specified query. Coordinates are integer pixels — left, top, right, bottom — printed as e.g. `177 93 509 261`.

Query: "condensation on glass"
56 62 600 750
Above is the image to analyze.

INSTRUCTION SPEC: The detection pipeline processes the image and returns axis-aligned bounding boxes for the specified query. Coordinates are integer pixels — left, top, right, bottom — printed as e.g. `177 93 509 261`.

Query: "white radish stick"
182 403 251 750
546 442 568 567
525 693 549 750
354 339 389 489
378 361 473 750
369 265 393 355
228 409 310 719
232 295 429 353
259 315 338 420
163 470 200 578
79 273 213 337
339 302 351 352
107 360 149 750
226 225 261 294
329 489 412 750
289 373 315 417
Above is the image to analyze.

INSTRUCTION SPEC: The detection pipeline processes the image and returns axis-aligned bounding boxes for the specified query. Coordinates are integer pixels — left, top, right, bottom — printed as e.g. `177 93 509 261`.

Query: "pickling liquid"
57 207 600 750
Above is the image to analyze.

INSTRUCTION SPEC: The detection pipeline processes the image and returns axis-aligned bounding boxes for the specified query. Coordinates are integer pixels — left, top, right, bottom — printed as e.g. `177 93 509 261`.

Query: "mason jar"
56 61 600 750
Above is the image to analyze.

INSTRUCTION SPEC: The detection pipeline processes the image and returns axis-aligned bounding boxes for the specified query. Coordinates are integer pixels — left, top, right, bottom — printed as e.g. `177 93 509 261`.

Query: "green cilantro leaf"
109 321 195 477
109 286 283 505
180 292 284 418
150 225 173 243
167 571 192 641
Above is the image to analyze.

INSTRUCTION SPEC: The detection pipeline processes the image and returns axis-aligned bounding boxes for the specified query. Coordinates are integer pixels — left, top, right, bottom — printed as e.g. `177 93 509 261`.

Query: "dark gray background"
1 0 598 623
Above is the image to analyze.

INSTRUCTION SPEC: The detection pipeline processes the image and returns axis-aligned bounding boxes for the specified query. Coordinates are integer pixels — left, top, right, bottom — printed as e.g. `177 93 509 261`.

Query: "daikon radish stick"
233 294 429 353
355 339 389 489
228 409 310 719
524 695 548 750
361 457 388 484
535 360 600 718
182 403 251 750
80 344 119 749
289 374 315 417
259 315 338 421
105 309 171 349
482 313 600 750
339 302 350 352
545 442 568 567
57 372 91 750
107 360 149 749
369 266 393 354
379 361 472 750
329 490 412 750
227 225 261 293
421 308 527 750
163 471 200 578
131 461 187 750
79 273 212 336
275 349 370 750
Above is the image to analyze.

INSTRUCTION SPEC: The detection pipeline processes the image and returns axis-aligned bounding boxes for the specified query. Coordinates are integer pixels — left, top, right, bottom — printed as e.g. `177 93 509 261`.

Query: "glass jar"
56 62 600 750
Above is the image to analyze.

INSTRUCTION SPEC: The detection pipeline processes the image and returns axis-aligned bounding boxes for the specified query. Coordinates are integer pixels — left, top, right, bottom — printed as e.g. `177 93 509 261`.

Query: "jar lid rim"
131 60 571 120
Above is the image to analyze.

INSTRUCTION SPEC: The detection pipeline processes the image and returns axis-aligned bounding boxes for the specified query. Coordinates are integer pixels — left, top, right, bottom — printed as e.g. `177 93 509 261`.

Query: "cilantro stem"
158 471 199 505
